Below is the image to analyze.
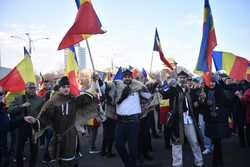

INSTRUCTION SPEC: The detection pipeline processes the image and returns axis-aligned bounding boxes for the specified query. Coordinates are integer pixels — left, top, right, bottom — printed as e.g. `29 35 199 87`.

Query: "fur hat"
58 76 70 87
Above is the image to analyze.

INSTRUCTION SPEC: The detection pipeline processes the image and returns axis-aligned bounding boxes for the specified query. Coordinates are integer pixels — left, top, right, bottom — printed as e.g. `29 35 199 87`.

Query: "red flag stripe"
58 2 105 50
0 68 26 92
230 57 249 80
68 71 80 96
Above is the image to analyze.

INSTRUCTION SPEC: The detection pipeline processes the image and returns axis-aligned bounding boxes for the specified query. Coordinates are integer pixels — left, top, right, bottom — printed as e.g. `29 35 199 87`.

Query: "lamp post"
10 33 49 56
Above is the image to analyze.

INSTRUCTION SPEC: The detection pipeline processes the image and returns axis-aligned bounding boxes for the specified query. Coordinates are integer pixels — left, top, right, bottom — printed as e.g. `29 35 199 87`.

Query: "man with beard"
8 82 44 167
34 76 99 167
161 71 203 167
111 69 151 167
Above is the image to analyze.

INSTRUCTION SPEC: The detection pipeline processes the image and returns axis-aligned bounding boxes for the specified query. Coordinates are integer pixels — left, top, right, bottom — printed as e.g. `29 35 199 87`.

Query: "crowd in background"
0 69 250 167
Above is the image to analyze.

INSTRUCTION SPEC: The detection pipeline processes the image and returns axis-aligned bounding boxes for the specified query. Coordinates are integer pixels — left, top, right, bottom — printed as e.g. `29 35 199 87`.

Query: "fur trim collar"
43 93 72 109
108 79 145 104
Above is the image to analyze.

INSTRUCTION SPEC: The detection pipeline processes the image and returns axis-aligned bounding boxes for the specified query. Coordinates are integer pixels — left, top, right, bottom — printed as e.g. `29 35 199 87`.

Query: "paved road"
11 129 250 167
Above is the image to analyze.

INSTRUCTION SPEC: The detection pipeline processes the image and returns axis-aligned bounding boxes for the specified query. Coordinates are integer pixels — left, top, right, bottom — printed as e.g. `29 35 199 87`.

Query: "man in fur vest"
34 76 99 167
109 69 151 167
161 71 204 167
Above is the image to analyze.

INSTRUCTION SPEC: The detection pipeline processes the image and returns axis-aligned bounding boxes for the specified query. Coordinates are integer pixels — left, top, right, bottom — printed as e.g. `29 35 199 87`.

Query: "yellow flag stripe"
222 52 236 75
65 48 79 75
16 56 36 83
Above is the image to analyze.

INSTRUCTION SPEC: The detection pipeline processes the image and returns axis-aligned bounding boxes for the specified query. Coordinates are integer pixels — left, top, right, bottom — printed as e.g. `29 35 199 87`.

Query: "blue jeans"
199 114 213 151
43 128 53 160
115 121 139 167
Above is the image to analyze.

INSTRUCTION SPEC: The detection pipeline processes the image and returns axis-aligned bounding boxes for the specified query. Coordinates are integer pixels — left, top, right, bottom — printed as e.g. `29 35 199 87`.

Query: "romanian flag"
153 28 173 70
0 47 36 92
37 72 47 97
65 46 80 96
159 99 170 124
195 0 217 86
212 51 249 81
58 0 106 50
87 118 100 127
246 64 250 81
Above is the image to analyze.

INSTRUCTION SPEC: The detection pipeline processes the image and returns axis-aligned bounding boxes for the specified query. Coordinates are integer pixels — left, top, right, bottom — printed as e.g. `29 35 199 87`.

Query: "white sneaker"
13 157 26 162
89 149 100 154
202 149 211 155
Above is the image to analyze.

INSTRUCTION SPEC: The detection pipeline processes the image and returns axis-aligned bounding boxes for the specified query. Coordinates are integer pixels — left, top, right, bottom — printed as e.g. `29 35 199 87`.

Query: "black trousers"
16 125 38 167
163 124 171 149
147 111 158 137
0 132 9 167
212 138 223 167
102 118 116 154
9 115 17 158
246 124 250 146
42 128 53 161
238 123 246 147
115 121 139 167
87 126 99 150
138 117 152 158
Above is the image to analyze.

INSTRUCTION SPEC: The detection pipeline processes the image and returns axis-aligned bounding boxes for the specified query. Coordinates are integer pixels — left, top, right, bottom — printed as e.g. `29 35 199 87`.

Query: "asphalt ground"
9 128 250 167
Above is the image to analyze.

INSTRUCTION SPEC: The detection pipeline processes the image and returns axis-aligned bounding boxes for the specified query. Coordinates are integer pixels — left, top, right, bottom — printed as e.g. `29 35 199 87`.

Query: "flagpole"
85 39 96 72
149 51 154 75
85 39 106 121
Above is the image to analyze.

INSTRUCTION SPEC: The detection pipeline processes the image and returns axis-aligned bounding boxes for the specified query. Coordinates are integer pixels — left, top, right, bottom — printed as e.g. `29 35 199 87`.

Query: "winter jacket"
241 89 250 124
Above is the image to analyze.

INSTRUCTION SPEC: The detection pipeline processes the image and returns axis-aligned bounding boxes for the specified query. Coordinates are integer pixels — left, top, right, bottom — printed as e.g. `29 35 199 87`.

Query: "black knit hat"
58 76 70 87
123 69 132 76
177 70 189 77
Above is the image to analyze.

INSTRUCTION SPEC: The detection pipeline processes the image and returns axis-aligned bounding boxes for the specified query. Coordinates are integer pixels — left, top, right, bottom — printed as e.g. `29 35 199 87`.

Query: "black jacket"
204 83 232 139
0 114 26 133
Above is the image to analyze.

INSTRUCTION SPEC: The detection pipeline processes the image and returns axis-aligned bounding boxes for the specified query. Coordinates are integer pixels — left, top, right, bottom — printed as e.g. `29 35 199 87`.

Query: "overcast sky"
0 0 249 74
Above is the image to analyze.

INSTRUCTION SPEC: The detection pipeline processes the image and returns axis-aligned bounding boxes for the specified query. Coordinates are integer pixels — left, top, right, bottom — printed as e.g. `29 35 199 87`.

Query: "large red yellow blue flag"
58 0 106 50
65 46 80 96
195 0 217 86
0 47 36 92
212 51 249 81
153 28 173 70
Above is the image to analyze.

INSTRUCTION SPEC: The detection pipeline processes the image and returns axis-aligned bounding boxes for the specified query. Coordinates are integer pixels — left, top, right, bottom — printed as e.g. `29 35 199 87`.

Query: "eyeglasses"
178 76 186 80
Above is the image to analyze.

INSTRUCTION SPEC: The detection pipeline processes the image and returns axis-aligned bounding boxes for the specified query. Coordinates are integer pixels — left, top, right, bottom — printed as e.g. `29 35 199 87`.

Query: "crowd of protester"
0 69 250 167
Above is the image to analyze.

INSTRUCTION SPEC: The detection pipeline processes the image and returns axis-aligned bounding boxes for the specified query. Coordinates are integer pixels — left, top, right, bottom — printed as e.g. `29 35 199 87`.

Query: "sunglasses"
62 85 70 88
27 86 36 90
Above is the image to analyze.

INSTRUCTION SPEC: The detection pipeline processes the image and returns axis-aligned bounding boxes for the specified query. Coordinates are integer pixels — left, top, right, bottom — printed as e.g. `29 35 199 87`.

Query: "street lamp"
10 33 49 55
